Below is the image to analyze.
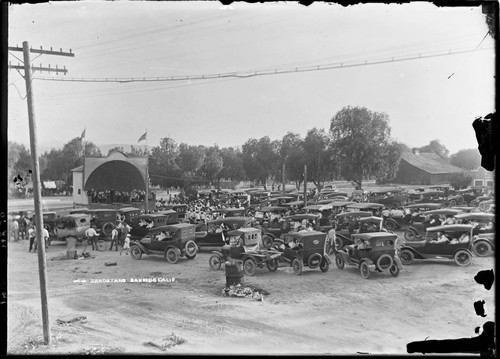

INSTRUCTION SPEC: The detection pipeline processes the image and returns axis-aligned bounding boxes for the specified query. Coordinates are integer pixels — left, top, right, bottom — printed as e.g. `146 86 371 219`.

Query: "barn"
395 151 464 185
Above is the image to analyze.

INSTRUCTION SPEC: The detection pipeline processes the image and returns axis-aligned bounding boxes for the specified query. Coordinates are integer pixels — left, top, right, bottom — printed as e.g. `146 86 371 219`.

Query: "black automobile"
195 217 255 247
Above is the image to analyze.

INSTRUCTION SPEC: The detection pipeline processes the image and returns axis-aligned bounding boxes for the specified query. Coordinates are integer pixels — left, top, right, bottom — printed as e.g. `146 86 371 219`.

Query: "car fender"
210 250 223 257
400 246 426 259
472 236 495 249
393 256 403 269
337 251 350 262
131 241 148 254
164 246 182 257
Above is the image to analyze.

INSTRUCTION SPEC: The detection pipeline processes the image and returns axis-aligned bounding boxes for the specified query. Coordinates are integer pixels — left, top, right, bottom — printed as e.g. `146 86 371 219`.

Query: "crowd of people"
87 188 146 204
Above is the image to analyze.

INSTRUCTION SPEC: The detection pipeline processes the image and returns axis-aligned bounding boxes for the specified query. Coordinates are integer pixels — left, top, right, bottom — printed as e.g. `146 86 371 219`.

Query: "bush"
449 172 472 190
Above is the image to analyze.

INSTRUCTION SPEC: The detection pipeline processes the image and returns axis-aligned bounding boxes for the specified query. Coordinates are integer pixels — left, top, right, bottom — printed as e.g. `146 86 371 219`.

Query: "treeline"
8 106 481 193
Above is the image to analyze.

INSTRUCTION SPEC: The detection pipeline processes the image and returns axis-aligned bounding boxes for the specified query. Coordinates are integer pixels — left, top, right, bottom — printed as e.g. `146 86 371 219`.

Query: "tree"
302 128 337 191
241 136 279 189
177 143 206 178
329 106 400 189
449 172 473 190
377 141 410 183
149 137 184 189
450 148 481 170
218 147 246 182
416 139 449 159
8 141 32 182
280 132 306 190
199 146 224 187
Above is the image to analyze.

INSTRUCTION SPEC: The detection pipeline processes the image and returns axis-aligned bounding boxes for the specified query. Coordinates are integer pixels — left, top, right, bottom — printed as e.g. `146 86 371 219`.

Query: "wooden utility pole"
9 41 74 345
282 162 286 195
303 165 307 207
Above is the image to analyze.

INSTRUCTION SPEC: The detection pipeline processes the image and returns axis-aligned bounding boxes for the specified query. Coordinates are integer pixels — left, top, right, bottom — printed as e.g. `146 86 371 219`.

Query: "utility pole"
282 162 286 195
303 165 307 207
9 41 74 345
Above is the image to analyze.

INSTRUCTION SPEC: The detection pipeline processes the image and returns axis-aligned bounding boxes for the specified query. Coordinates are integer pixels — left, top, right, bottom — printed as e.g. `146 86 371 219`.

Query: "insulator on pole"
50 47 53 51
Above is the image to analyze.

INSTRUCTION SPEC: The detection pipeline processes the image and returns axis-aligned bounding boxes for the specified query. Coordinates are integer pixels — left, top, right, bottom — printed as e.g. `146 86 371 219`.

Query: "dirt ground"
7 235 495 355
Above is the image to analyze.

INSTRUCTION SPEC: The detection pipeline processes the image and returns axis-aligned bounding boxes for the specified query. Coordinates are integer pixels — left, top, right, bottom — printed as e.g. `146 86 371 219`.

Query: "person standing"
11 218 19 242
85 225 99 250
120 234 131 255
28 225 36 252
109 226 119 251
120 221 130 248
42 226 50 249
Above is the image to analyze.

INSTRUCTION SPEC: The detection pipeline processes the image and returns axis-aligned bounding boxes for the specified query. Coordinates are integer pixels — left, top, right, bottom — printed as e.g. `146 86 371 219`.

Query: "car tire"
457 196 464 205
334 237 343 251
319 258 329 272
389 263 400 277
449 199 457 207
359 262 370 279
399 249 414 265
336 253 346 270
262 235 273 249
130 245 142 260
384 220 396 231
102 222 114 236
266 259 279 272
292 258 303 276
97 240 107 252
243 258 256 276
184 240 197 259
166 248 179 264
209 255 222 270
376 254 394 271
473 241 492 257
404 230 417 241
454 250 472 266
307 253 322 269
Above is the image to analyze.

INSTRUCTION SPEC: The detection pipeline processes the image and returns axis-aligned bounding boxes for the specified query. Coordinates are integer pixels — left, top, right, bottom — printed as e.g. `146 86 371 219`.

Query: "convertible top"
347 203 385 209
336 211 372 218
422 209 464 216
454 212 495 221
426 224 474 232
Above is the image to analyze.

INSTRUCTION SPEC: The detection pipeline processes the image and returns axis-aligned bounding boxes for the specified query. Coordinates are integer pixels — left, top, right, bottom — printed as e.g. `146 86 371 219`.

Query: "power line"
34 46 493 84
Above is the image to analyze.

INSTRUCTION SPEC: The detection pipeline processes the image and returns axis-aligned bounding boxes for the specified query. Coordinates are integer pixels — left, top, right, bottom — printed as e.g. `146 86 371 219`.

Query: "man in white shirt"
109 227 119 251
41 226 50 249
85 225 99 250
28 225 36 252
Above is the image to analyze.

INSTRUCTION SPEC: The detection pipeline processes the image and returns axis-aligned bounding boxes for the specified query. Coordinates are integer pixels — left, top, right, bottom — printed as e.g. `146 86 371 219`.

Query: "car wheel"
166 248 179 264
102 222 114 236
184 240 197 259
389 263 400 277
243 258 256 276
307 253 322 269
97 240 107 252
457 196 464 205
376 254 394 271
266 259 279 272
473 241 492 257
209 255 222 270
335 253 345 270
359 262 370 279
262 235 273 249
292 258 303 276
384 220 396 231
449 199 457 207
479 202 488 212
130 245 142 260
454 250 472 266
320 258 329 272
399 249 414 265
404 230 417 241
334 237 343 251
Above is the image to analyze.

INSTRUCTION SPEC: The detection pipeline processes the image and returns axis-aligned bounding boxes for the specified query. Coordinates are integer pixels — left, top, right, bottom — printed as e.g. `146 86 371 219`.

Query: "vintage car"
129 223 198 263
208 228 282 276
449 206 476 213
129 214 170 239
411 190 448 206
42 211 58 238
350 190 369 203
117 207 141 223
156 209 181 224
334 211 372 249
302 204 335 231
457 187 489 206
278 231 331 275
346 202 385 215
366 188 409 208
403 208 464 241
382 203 441 231
358 216 384 233
53 213 92 242
399 224 474 266
195 217 255 247
476 197 495 212
455 212 495 257
335 232 402 279
282 200 306 211
162 203 188 220
211 207 248 218
84 209 119 236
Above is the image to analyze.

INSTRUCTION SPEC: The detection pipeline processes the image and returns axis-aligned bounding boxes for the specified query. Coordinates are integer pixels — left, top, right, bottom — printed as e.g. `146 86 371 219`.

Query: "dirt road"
7 237 495 355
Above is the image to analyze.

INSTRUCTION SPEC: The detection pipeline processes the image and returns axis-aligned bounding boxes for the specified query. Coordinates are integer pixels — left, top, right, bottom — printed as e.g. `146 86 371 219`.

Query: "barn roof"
401 152 464 174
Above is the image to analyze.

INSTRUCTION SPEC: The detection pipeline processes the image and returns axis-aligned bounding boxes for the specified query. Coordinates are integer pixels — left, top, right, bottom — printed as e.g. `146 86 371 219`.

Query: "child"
120 234 131 255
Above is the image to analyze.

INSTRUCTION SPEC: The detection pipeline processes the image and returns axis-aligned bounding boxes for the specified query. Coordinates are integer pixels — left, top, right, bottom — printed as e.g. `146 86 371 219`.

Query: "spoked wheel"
399 249 414 265
184 240 198 259
243 258 256 276
266 259 279 272
319 258 329 273
384 220 396 231
389 264 400 277
292 258 303 276
449 199 457 207
130 245 142 260
334 237 344 251
359 262 371 279
473 241 492 257
335 253 345 270
454 250 472 267
404 230 417 241
97 240 107 252
262 235 274 249
209 255 222 270
166 248 179 264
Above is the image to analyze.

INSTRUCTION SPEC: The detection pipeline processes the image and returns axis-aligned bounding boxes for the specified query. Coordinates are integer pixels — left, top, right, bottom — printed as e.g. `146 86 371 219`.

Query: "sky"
8 1 495 155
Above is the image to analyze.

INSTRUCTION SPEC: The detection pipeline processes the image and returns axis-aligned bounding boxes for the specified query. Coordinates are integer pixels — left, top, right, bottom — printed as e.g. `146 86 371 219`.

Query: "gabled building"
395 150 464 185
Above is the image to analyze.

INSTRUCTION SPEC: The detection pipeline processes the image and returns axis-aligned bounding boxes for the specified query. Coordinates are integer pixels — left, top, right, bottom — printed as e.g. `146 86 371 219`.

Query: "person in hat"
85 225 99 250
120 234 131 255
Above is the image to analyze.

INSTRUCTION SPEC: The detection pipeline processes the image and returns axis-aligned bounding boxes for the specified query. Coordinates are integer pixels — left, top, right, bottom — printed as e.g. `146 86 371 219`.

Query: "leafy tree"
241 136 279 190
449 172 473 190
280 132 306 190
199 146 224 187
149 137 184 189
377 141 410 183
8 141 32 182
218 147 246 182
329 106 400 190
177 143 206 178
450 148 481 170
302 128 337 191
415 139 449 159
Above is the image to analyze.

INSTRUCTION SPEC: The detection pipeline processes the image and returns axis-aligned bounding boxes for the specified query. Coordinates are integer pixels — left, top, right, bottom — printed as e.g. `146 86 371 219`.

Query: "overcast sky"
8 1 495 154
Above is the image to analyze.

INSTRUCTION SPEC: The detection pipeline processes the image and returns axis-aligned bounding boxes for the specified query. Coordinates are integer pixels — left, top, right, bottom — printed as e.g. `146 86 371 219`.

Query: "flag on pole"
138 131 147 143
80 128 86 140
